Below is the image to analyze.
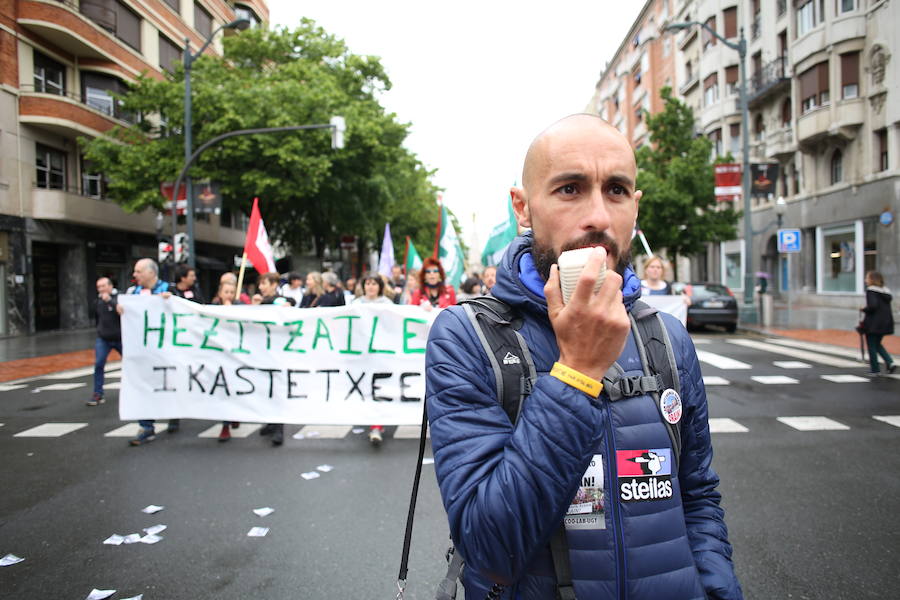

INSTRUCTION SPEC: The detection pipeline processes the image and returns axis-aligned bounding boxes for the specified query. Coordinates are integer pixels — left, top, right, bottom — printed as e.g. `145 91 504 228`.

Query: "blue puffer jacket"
426 233 742 600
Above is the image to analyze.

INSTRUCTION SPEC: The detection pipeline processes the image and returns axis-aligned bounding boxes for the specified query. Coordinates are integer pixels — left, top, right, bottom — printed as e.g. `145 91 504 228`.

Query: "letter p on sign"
777 229 801 253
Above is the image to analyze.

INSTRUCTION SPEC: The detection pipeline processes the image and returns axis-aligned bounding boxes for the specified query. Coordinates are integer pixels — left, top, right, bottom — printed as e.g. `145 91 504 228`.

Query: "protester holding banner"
254 272 294 445
409 257 456 310
118 258 169 446
640 255 673 296
351 272 393 445
209 279 243 442
171 264 205 304
279 272 305 306
316 272 346 307
300 271 325 308
401 269 420 305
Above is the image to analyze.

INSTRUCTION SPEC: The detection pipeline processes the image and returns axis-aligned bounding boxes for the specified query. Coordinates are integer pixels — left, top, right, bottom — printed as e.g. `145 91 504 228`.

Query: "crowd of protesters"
92 257 500 448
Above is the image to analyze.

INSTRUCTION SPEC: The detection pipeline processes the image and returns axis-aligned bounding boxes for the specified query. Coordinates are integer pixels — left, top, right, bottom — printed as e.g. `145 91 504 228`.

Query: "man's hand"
160 292 172 299
116 304 124 315
545 248 631 381
99 292 111 302
252 294 263 305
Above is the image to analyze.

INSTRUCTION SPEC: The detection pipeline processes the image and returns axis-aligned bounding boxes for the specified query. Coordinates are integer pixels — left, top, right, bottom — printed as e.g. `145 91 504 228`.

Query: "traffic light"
174 233 189 263
158 240 173 264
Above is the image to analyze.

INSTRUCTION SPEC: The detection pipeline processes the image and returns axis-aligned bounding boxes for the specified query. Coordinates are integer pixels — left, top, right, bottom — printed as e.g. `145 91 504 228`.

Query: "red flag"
243 197 277 274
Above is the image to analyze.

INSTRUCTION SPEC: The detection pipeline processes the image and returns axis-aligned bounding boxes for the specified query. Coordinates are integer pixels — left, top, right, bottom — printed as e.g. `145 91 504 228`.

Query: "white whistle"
558 247 608 304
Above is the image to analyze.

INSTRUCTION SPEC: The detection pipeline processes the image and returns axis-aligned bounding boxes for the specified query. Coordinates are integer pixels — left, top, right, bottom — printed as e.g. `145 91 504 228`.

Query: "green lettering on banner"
227 319 250 354
403 318 427 354
283 320 306 353
312 318 334 351
367 316 395 354
335 315 362 355
253 321 276 350
143 310 166 348
199 315 224 352
171 313 193 347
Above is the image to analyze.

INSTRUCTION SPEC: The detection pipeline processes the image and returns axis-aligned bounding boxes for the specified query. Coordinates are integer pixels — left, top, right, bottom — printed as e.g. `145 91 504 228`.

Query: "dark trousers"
93 337 122 396
866 333 894 373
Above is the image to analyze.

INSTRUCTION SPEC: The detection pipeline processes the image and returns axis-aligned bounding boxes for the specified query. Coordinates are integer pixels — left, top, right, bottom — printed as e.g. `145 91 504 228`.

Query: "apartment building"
0 0 268 336
589 0 899 312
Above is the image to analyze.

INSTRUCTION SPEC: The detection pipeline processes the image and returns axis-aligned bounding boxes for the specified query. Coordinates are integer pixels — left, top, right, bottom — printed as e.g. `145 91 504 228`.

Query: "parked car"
672 282 739 332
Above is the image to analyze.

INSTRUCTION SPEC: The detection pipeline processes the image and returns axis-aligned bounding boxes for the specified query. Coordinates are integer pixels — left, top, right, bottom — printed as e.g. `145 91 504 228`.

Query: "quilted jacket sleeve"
426 306 604 585
671 317 744 600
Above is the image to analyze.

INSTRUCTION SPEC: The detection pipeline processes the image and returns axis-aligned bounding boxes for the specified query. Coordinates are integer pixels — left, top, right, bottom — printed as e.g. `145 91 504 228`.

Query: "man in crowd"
481 265 497 294
280 272 305 306
88 277 120 407
171 264 205 304
425 115 742 599
318 272 346 307
117 258 170 446
390 264 406 302
253 272 295 445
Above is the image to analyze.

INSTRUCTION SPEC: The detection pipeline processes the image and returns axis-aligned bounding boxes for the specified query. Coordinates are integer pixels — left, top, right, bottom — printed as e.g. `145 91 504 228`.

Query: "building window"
754 114 765 141
723 247 744 291
818 223 858 293
82 72 135 123
838 0 855 13
830 149 843 184
725 65 738 95
799 61 829 114
115 1 141 50
709 128 723 158
159 34 183 73
876 129 888 172
81 157 106 199
840 52 859 99
36 144 66 190
750 0 761 39
704 73 719 106
729 122 741 155
161 0 178 11
723 7 738 39
234 4 261 28
797 0 817 36
194 3 213 39
662 37 671 58
685 60 694 82
781 97 792 126
33 50 65 95
703 16 717 50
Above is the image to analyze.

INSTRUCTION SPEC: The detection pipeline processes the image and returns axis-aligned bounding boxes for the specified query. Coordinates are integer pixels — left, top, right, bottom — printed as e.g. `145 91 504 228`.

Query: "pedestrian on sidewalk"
117 259 169 446
352 272 393 446
253 272 295 445
860 270 896 376
88 277 121 407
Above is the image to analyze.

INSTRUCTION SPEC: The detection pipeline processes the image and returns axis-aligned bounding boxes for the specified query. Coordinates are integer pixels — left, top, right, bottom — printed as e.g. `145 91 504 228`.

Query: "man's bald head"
522 114 634 192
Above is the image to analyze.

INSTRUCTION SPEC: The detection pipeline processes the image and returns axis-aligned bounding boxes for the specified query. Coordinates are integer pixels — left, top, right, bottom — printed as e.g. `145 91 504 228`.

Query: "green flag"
437 204 466 288
404 236 423 273
481 193 518 266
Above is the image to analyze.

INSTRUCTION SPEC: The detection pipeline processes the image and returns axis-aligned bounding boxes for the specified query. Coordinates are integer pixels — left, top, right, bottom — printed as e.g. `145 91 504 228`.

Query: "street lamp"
774 195 787 229
174 17 251 268
665 20 754 322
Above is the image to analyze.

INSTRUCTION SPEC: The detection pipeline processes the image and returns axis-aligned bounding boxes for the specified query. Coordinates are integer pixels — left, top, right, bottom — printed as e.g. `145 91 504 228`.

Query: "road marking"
32 383 86 392
709 418 749 433
294 425 352 439
105 372 122 379
751 376 799 384
691 338 712 344
14 422 89 437
104 422 169 437
696 351 752 370
821 374 870 383
198 423 262 438
702 376 730 386
393 425 429 439
727 339 860 368
766 338 883 361
874 416 900 428
40 367 96 380
0 384 27 391
882 374 900 381
104 382 121 390
773 361 811 369
777 416 849 431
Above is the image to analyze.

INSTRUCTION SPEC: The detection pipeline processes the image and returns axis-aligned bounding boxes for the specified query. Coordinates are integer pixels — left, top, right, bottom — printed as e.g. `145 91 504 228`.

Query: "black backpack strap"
549 526 576 600
629 300 683 468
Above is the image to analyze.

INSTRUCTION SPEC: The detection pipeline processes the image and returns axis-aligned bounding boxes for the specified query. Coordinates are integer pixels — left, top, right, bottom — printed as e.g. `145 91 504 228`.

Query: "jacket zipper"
603 399 627 600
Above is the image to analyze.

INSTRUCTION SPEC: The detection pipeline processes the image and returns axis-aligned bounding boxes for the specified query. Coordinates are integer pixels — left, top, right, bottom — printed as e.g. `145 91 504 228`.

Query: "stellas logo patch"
616 449 674 503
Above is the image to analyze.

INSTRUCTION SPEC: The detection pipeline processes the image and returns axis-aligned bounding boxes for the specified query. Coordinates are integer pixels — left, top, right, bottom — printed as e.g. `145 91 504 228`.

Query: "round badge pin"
659 388 682 425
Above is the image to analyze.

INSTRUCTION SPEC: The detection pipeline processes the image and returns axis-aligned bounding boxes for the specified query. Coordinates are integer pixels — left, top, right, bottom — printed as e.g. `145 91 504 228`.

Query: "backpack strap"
549 526 576 600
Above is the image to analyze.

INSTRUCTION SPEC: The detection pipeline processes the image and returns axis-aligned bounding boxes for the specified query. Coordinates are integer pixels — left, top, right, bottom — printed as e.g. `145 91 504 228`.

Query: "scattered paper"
0 554 24 566
26 452 34 457
422 458 435 465
351 428 365 434
143 524 166 535
86 589 116 600
253 507 275 517
122 533 142 544
247 527 269 537
306 430 321 438
300 471 320 480
316 465 334 473
139 534 162 544
103 534 125 546
291 432 305 440
121 596 143 600
142 505 164 514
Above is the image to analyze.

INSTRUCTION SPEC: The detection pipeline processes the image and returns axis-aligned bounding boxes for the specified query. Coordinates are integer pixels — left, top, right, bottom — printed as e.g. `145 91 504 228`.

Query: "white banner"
639 295 688 327
119 296 436 425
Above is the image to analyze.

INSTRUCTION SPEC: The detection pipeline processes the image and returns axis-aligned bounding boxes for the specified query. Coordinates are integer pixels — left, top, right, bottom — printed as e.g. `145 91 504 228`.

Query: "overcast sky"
269 1 643 251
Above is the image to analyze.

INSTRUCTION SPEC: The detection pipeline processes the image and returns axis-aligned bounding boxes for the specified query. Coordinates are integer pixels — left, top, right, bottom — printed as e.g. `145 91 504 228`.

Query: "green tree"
635 86 740 280
81 21 446 259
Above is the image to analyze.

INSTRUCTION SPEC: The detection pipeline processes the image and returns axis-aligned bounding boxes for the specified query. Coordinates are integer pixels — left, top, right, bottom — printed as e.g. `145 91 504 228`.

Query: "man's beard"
532 230 631 282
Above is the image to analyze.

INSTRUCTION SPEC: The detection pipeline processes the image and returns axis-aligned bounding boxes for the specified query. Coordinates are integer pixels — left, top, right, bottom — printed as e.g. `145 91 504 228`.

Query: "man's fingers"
569 247 607 305
544 264 563 314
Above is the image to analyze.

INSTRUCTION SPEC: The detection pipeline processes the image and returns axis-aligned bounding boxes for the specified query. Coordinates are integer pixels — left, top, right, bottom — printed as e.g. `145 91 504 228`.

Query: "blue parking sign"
777 229 801 253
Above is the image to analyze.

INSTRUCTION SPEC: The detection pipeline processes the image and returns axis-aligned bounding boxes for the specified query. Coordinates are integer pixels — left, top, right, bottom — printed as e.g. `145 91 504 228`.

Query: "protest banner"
639 295 688 327
119 296 436 425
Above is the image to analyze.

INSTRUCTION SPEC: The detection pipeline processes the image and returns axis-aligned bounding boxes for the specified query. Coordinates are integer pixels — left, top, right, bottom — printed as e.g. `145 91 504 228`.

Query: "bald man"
425 115 742 599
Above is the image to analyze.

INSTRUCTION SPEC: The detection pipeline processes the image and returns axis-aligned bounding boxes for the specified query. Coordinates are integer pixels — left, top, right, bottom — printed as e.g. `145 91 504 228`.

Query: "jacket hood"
492 231 642 318
867 285 893 299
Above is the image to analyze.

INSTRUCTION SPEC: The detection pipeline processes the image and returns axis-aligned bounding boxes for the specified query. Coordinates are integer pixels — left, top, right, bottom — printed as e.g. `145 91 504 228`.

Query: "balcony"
18 87 123 138
796 99 865 150
766 126 796 159
751 14 761 41
748 56 790 108
679 74 699 95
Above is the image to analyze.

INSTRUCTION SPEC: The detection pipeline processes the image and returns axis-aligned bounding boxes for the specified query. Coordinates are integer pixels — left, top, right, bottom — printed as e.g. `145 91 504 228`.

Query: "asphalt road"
1 330 898 599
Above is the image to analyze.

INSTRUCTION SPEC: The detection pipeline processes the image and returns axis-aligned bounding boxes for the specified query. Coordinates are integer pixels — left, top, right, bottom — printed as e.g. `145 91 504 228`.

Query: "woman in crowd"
456 276 482 303
640 255 673 296
317 272 346 307
860 270 896 376
300 271 325 308
401 269 420 305
352 272 393 445
408 258 456 310
210 279 243 442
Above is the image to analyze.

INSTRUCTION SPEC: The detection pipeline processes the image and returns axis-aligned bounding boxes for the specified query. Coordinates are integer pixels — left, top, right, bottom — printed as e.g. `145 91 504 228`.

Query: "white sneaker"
368 428 383 446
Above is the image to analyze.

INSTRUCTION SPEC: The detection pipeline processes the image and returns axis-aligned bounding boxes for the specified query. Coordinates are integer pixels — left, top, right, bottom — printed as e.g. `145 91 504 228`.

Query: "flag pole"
236 252 248 301
432 194 442 259
403 236 410 275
